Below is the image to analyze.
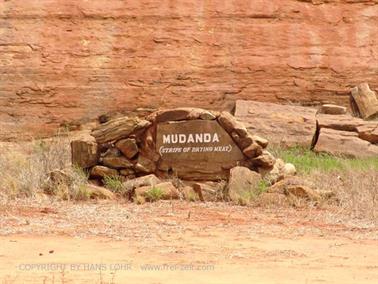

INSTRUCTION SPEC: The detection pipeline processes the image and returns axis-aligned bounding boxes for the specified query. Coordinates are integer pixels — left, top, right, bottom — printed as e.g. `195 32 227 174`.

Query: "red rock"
251 151 276 169
317 114 372 132
71 136 99 168
314 128 378 158
319 104 347 115
191 182 226 202
231 132 254 150
269 177 321 201
242 142 263 159
350 83 378 119
153 108 204 123
91 117 150 144
235 100 317 147
86 185 116 200
252 135 269 149
90 166 118 179
101 155 134 169
218 111 247 137
316 113 378 144
357 124 378 144
1 1 378 141
115 138 139 159
119 168 136 176
122 174 161 192
227 166 262 203
134 156 156 174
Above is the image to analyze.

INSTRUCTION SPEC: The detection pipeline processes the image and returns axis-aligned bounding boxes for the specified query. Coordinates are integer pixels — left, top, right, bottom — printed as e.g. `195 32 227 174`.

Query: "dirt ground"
0 200 377 284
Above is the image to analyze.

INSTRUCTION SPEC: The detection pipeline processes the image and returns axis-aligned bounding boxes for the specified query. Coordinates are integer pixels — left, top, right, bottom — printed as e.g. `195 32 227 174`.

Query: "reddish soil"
0 200 377 283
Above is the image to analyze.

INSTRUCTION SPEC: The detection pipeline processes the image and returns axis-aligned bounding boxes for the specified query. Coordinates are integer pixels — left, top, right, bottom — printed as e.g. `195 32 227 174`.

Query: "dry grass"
307 168 378 222
0 134 89 200
272 147 378 223
0 137 377 224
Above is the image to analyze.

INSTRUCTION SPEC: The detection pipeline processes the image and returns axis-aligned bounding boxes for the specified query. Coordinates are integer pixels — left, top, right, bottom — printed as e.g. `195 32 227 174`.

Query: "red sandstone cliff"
0 0 377 140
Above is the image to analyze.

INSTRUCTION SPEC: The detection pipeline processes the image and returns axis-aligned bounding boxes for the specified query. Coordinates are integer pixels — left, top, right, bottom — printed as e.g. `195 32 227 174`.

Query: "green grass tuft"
145 187 164 202
102 175 124 193
270 146 378 174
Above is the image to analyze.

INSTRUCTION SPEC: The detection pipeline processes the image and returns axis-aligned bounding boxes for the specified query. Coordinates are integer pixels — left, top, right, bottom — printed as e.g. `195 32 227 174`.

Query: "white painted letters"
162 133 221 145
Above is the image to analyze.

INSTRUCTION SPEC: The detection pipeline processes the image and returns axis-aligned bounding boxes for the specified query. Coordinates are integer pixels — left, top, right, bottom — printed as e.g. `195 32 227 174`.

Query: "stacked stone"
71 116 154 181
71 107 278 183
216 111 275 171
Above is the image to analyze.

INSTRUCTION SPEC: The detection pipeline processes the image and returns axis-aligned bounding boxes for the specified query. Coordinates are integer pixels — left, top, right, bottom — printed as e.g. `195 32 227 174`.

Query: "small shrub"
103 175 124 193
145 187 164 202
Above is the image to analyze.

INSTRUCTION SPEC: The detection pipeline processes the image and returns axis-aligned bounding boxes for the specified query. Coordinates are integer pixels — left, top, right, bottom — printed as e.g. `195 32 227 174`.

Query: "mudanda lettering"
162 133 220 144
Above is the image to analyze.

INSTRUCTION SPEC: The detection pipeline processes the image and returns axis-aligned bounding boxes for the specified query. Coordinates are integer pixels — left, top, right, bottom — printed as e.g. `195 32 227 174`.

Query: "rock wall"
1 0 378 140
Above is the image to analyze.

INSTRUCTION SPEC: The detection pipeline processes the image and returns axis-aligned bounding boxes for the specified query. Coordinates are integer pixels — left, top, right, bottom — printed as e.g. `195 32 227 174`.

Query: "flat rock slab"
234 100 317 147
317 114 378 144
314 128 378 158
91 117 151 144
319 104 347 115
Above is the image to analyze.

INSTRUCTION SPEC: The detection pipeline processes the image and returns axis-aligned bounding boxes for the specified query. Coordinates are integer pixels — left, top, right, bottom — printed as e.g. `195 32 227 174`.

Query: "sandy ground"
0 200 377 283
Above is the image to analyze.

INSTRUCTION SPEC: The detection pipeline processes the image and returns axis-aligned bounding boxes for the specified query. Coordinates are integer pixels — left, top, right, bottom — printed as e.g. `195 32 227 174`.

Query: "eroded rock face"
1 1 378 141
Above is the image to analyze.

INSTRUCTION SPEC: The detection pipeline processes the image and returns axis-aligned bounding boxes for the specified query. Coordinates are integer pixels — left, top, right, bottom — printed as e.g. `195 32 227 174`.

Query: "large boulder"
71 135 99 168
227 166 262 203
350 83 378 120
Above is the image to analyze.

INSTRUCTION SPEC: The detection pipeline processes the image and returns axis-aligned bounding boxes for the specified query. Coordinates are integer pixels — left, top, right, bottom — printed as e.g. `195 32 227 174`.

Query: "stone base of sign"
72 107 289 201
